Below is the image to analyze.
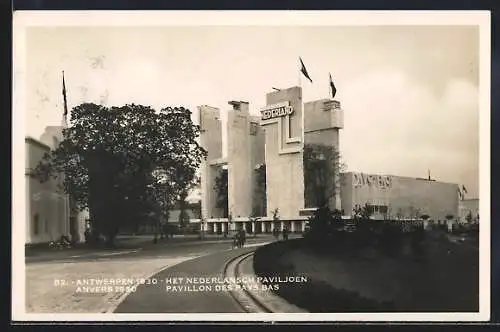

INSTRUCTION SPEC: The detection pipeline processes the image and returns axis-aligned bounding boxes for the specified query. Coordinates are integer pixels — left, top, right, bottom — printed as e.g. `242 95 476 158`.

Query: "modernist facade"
340 172 459 221
196 86 463 234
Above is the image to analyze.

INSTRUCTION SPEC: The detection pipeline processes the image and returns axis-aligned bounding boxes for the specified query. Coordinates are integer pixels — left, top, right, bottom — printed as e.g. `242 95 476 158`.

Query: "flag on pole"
62 71 68 120
462 185 468 194
329 73 337 99
299 57 313 83
457 187 463 200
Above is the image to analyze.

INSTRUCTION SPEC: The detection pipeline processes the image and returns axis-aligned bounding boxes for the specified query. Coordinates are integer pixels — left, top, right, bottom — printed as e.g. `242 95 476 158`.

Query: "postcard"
12 10 491 322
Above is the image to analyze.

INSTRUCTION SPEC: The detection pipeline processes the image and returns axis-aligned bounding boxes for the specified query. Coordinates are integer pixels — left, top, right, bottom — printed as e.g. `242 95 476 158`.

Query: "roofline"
25 137 50 151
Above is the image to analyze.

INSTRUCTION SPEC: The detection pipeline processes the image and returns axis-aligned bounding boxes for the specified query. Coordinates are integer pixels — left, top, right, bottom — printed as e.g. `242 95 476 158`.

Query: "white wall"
262 87 305 219
227 102 253 217
343 171 459 221
199 105 224 219
26 137 71 244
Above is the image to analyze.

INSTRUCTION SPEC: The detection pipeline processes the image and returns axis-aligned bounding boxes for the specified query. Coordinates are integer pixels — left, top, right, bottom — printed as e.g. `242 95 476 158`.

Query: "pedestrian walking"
273 227 279 240
282 227 289 241
232 231 239 249
239 229 246 247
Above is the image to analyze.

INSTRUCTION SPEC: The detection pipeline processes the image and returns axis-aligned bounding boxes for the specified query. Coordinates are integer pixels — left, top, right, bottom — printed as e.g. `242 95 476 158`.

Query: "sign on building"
260 101 294 121
353 172 392 189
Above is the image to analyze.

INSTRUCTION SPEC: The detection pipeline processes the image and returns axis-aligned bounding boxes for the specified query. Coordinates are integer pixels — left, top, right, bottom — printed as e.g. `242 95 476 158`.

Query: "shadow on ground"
253 234 479 313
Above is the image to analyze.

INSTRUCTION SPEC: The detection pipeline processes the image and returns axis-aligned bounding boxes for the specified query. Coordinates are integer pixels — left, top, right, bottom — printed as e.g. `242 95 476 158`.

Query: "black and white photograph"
12 11 490 322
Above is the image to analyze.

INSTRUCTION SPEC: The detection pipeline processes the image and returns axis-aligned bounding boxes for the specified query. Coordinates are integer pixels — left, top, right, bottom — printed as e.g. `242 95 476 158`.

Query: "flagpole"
298 58 304 150
329 73 331 99
62 70 69 128
298 65 302 88
62 70 72 239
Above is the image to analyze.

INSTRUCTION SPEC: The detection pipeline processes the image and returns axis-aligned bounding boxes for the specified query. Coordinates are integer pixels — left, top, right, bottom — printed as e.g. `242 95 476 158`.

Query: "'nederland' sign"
261 101 294 121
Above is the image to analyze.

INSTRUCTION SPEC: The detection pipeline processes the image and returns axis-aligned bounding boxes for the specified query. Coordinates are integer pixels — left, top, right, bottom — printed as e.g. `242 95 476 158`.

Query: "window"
249 122 258 136
33 213 40 235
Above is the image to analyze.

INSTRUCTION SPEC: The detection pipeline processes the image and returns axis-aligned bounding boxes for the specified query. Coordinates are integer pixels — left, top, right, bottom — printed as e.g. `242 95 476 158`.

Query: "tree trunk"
87 151 121 248
153 219 160 244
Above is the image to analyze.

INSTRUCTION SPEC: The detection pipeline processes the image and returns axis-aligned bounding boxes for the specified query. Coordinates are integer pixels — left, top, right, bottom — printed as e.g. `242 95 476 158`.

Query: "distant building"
340 172 459 221
25 137 70 244
168 201 202 224
25 126 87 245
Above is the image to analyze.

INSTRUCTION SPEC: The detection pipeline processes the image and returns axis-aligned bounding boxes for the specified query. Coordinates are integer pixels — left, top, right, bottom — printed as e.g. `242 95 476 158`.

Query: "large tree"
34 103 207 247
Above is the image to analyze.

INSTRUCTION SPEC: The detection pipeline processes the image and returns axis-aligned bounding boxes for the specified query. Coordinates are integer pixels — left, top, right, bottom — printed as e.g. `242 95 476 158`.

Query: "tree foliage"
303 144 346 209
353 203 372 221
252 163 267 217
307 205 343 238
213 168 228 218
303 144 347 240
34 103 207 245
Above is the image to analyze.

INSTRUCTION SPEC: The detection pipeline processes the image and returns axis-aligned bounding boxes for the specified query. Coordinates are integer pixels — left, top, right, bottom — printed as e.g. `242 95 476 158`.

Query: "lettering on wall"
353 173 392 189
261 102 294 121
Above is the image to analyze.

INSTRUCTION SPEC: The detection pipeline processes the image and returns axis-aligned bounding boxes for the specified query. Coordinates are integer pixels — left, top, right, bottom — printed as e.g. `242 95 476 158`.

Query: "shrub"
304 205 343 248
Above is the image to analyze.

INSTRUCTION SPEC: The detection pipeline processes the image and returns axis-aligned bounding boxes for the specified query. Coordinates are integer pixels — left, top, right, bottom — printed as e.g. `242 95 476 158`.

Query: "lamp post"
228 212 234 237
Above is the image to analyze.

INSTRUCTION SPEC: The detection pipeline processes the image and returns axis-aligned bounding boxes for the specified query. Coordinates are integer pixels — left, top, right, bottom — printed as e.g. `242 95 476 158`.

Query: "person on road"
282 226 289 241
272 227 279 241
238 229 246 248
232 231 240 249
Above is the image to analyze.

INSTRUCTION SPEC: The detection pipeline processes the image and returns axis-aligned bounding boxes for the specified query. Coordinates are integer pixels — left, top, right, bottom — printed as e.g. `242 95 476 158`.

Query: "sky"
23 24 480 198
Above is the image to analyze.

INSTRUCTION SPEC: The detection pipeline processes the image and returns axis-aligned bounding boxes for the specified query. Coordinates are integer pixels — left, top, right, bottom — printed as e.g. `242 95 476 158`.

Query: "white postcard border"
12 10 491 322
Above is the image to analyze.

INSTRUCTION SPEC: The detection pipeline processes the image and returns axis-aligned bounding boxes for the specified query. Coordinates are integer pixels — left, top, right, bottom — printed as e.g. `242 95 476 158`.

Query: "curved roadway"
114 247 257 313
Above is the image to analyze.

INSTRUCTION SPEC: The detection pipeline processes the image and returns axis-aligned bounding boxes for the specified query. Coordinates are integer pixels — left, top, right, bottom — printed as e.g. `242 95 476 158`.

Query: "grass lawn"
253 232 479 312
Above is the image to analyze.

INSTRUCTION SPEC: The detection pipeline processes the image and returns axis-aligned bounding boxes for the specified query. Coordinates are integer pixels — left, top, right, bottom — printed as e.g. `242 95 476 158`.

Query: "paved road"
26 235 278 264
24 236 275 313
114 246 257 313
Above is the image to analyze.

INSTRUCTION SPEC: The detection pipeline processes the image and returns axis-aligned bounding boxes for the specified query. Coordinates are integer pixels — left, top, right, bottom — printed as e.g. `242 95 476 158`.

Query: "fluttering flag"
329 73 337 99
462 185 468 194
299 57 313 83
457 188 463 200
62 71 68 120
